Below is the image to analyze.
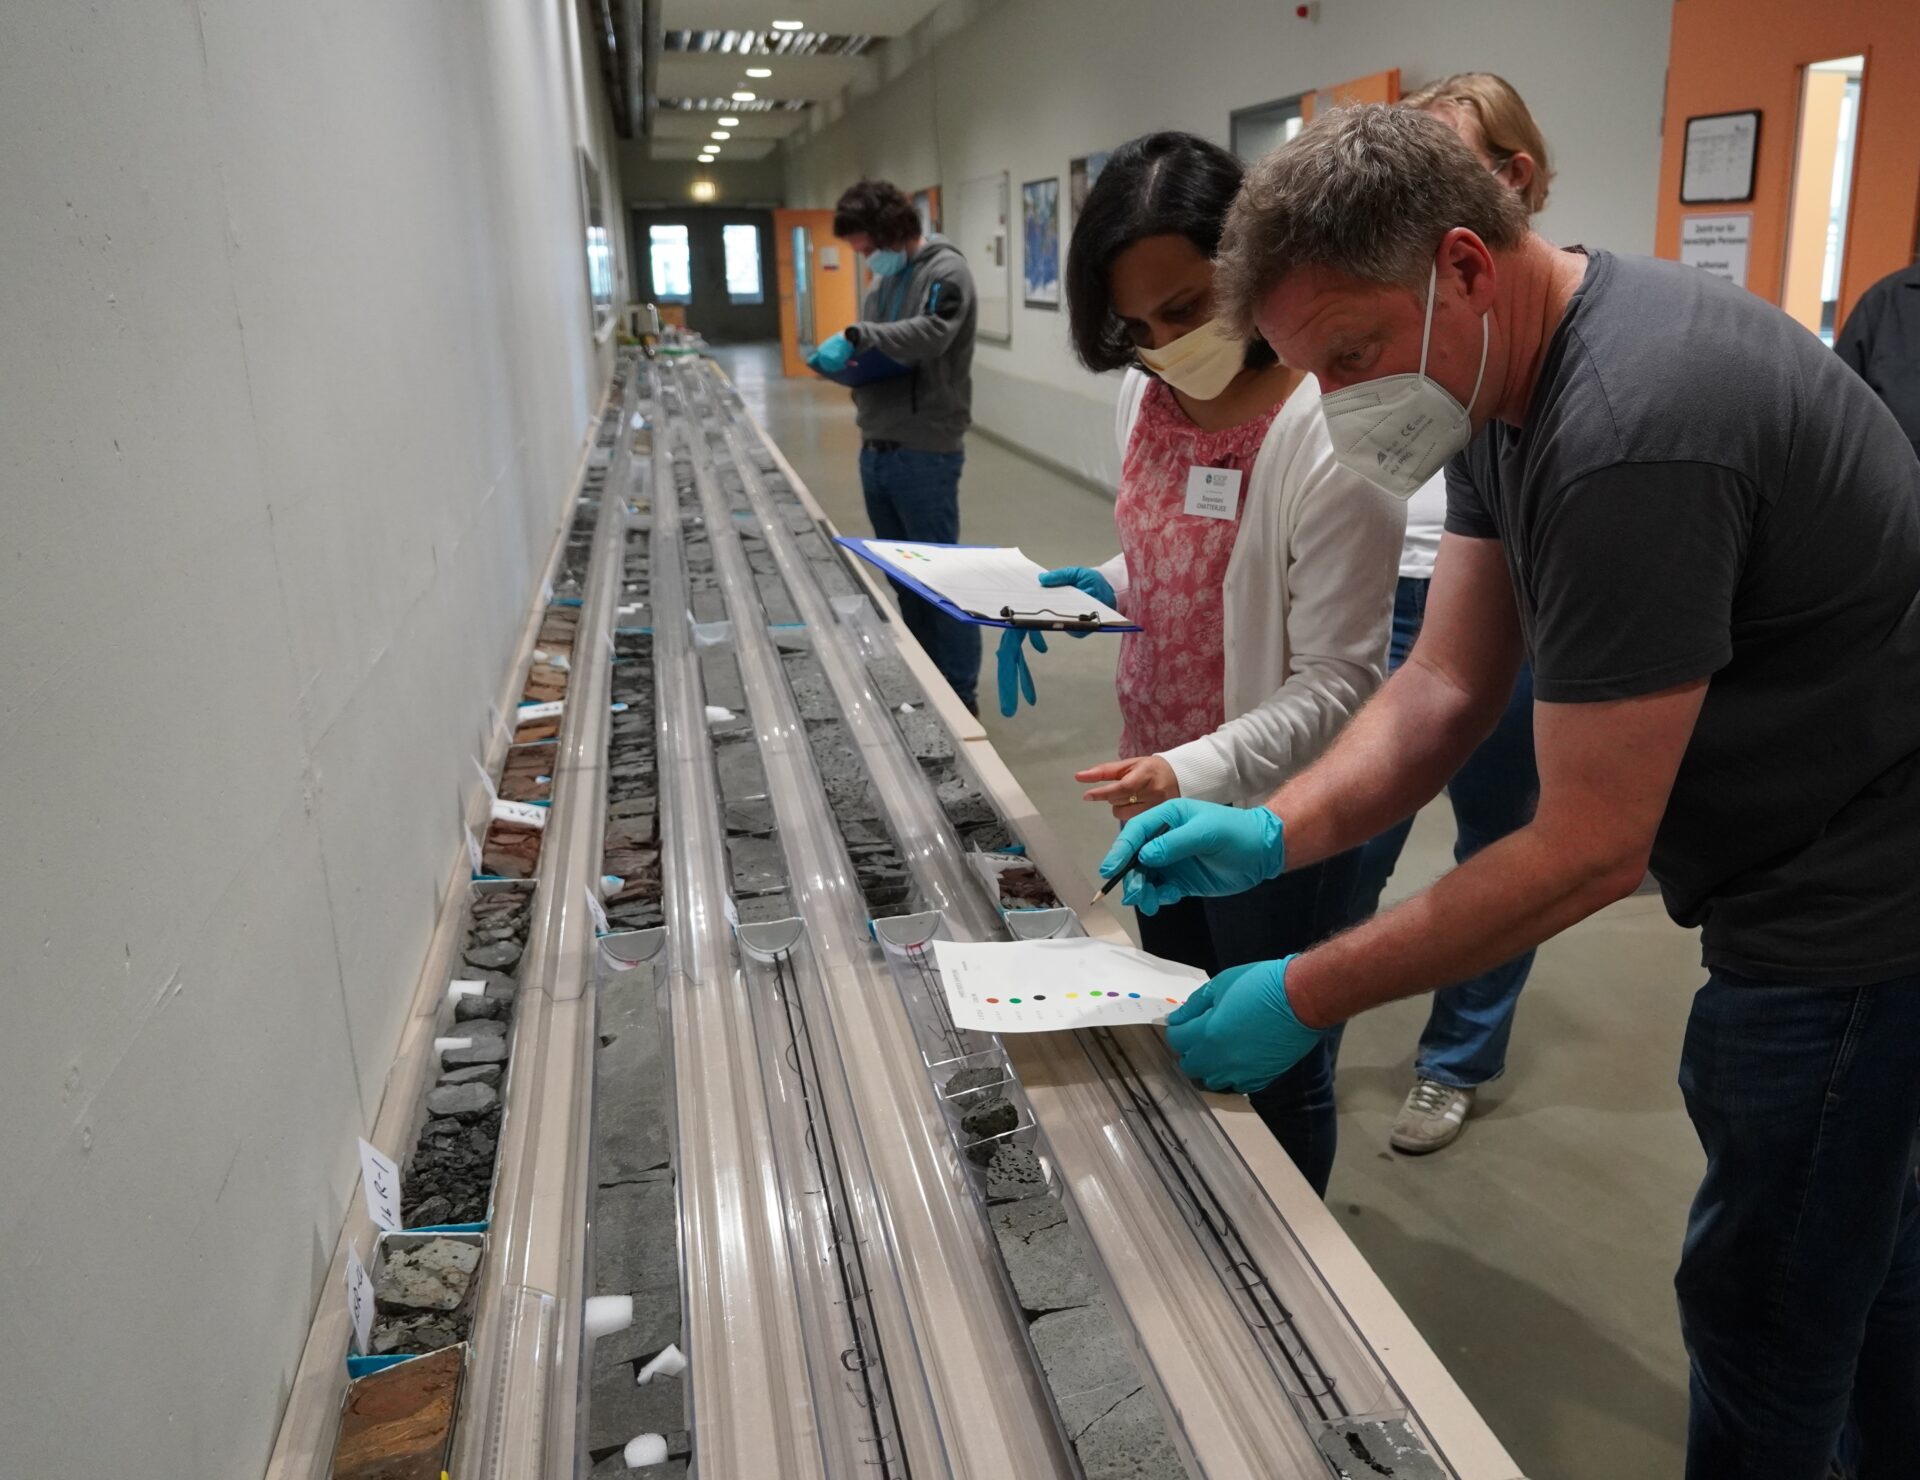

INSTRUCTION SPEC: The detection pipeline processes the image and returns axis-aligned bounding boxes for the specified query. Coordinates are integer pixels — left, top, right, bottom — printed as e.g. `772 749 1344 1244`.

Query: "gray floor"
714 341 1701 1480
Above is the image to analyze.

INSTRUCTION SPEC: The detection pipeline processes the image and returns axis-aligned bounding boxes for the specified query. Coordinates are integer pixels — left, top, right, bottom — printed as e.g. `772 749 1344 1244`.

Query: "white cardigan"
1099 369 1404 806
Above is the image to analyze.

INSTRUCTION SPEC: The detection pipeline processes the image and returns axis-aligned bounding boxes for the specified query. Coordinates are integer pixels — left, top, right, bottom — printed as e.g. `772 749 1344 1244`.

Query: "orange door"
774 208 862 378
1654 0 1920 327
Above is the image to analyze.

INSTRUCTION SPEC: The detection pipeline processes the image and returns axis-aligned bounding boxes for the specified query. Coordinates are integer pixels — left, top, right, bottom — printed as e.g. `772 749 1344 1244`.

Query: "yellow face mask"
1137 317 1249 401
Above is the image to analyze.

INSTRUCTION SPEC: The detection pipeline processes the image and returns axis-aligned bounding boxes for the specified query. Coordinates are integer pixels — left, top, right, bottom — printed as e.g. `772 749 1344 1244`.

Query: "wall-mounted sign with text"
1679 214 1752 289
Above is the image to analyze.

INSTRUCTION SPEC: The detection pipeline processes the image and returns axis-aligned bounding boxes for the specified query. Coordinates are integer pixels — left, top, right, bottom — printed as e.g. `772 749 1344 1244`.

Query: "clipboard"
809 347 913 387
836 537 1140 633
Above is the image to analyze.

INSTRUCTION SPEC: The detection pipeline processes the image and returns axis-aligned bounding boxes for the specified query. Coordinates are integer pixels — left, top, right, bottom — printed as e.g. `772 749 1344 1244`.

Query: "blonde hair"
1403 73 1554 214
1215 105 1530 337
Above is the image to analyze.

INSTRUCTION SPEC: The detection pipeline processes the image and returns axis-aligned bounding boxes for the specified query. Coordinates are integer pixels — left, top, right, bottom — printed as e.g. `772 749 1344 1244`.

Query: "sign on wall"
1681 111 1760 204
1679 213 1753 287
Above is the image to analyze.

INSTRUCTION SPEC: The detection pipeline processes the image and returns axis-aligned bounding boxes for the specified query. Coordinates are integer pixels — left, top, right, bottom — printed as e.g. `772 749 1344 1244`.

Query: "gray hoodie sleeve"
851 257 974 363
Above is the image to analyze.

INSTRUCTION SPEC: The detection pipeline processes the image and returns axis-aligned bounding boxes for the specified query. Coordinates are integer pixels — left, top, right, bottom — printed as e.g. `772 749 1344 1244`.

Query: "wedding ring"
1128 793 1138 805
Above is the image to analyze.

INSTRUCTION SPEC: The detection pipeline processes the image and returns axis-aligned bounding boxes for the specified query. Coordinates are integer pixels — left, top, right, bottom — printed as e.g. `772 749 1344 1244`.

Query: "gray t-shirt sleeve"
1529 462 1753 703
1443 454 1498 538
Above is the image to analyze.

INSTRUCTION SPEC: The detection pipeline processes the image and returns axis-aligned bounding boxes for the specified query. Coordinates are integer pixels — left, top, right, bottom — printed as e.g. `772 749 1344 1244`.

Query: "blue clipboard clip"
833 536 1141 634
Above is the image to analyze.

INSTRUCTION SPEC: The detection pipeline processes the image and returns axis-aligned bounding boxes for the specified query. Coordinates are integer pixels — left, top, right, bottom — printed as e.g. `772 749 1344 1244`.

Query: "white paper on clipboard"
862 541 1131 628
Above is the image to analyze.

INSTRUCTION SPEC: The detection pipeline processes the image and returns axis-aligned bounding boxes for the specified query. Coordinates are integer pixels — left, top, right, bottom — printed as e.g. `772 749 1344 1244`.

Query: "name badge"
1184 466 1242 521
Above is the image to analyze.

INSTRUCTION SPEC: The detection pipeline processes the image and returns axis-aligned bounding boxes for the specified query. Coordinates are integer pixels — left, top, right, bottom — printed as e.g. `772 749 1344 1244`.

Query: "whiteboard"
951 170 1011 342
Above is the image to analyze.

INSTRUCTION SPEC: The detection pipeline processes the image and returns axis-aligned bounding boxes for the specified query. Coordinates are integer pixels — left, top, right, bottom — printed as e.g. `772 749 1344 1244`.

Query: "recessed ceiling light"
731 90 757 101
746 67 772 78
699 152 716 160
771 20 803 31
718 117 740 127
711 130 729 140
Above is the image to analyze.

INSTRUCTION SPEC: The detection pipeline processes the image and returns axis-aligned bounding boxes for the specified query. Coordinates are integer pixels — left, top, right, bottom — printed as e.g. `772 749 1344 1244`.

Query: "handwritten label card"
466 828 485 875
585 885 611 937
517 701 565 723
344 1239 376 1354
491 799 549 831
357 1137 403 1232
472 758 497 803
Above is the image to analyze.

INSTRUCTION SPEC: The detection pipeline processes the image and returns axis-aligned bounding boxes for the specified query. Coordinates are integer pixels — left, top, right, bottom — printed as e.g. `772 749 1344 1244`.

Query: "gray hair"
1215 104 1531 338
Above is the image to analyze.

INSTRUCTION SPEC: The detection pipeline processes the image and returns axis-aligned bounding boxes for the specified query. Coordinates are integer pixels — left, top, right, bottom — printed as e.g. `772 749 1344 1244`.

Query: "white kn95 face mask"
1319 263 1488 498
1137 317 1248 402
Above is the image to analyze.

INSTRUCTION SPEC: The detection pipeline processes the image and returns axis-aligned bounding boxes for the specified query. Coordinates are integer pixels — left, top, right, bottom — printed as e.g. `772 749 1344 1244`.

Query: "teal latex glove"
1038 566 1117 636
1166 956 1324 1093
1098 800 1285 916
808 332 855 373
996 626 1048 717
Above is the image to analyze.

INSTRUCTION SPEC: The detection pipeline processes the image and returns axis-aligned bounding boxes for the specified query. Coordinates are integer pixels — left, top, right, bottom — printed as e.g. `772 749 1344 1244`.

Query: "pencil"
1089 852 1139 908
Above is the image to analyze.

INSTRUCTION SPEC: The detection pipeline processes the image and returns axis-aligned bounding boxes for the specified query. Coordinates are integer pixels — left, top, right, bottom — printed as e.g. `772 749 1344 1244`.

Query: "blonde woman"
1348 74 1556 1155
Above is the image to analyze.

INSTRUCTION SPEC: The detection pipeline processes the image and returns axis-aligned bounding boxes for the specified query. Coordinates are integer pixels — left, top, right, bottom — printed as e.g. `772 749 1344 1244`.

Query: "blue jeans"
1350 577 1538 1088
1677 971 1920 1479
1137 848 1365 1198
858 444 982 711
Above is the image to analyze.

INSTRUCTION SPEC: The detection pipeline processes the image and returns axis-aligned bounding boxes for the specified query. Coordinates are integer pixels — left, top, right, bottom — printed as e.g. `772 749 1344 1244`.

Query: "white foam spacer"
635 1342 687 1385
433 1037 474 1054
583 1294 633 1340
446 981 485 1002
622 1433 669 1468
704 705 735 723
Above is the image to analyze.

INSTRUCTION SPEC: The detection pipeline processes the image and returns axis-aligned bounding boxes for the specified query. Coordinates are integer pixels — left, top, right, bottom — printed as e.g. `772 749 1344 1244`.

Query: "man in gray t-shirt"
1103 106 1920 1476
1448 247 1920 982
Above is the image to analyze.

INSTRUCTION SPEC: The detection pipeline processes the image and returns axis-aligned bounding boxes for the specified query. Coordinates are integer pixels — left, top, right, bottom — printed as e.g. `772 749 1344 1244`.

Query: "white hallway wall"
0 1 623 1474
784 0 1674 488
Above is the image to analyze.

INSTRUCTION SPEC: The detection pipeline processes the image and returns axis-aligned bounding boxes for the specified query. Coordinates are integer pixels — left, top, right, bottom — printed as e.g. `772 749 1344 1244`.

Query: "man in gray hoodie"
813 178 981 712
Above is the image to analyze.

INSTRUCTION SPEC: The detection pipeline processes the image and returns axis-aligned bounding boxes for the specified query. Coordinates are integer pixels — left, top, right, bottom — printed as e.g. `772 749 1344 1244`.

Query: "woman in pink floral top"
997 133 1403 1195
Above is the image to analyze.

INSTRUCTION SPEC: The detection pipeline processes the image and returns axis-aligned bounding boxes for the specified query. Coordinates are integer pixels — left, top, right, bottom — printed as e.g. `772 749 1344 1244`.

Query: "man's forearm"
1284 819 1641 1029
1269 652 1500 870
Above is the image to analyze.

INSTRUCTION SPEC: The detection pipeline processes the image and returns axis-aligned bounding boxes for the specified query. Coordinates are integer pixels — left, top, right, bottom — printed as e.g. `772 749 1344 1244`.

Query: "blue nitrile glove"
996 626 1049 717
1097 800 1285 916
1165 957 1325 1094
1038 566 1116 637
808 332 855 374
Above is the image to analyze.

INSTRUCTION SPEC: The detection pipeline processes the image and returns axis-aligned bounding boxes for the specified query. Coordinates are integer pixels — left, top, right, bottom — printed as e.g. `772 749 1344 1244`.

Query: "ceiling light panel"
664 29 874 57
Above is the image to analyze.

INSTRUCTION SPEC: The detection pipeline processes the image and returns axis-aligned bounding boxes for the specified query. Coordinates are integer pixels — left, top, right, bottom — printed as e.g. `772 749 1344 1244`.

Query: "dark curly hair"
832 179 922 250
1067 131 1277 374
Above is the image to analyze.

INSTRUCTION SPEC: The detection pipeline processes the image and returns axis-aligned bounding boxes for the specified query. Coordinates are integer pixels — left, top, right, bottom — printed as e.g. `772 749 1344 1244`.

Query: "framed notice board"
1681 111 1760 204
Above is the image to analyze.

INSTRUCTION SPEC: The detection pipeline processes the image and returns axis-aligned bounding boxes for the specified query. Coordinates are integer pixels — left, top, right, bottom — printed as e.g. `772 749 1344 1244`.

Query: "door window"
792 225 815 350
1783 55 1865 342
723 224 764 304
648 224 692 303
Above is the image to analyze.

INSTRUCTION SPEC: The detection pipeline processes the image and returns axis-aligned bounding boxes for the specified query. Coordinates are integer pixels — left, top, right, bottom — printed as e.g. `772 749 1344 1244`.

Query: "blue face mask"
866 248 909 277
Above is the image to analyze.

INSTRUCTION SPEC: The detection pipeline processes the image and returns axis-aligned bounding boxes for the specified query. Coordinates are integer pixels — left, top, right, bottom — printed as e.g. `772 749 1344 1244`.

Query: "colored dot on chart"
986 997 999 1004
1089 990 1102 997
1128 992 1141 999
1166 997 1179 1004
1066 993 1078 999
1011 997 1022 1004
1033 994 1046 1001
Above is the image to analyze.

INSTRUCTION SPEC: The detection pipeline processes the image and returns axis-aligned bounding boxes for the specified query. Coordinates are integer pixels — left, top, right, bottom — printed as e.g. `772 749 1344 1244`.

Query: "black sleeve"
1527 461 1754 703
1834 289 1877 376
1443 447 1498 538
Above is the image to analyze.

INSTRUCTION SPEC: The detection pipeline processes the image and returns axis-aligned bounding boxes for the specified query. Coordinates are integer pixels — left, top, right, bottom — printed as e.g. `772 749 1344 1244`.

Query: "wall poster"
1021 176 1061 309
1069 151 1111 224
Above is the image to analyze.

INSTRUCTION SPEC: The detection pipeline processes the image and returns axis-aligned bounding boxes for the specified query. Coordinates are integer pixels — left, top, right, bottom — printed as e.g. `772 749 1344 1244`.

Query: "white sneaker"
1390 1079 1475 1154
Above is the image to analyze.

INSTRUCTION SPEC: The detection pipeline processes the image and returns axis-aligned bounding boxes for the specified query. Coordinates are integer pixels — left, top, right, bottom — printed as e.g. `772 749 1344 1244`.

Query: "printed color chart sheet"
932 937 1207 1032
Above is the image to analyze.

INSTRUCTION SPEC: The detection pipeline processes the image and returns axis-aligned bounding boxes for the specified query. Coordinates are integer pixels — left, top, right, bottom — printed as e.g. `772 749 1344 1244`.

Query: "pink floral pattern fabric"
1113 377 1278 757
